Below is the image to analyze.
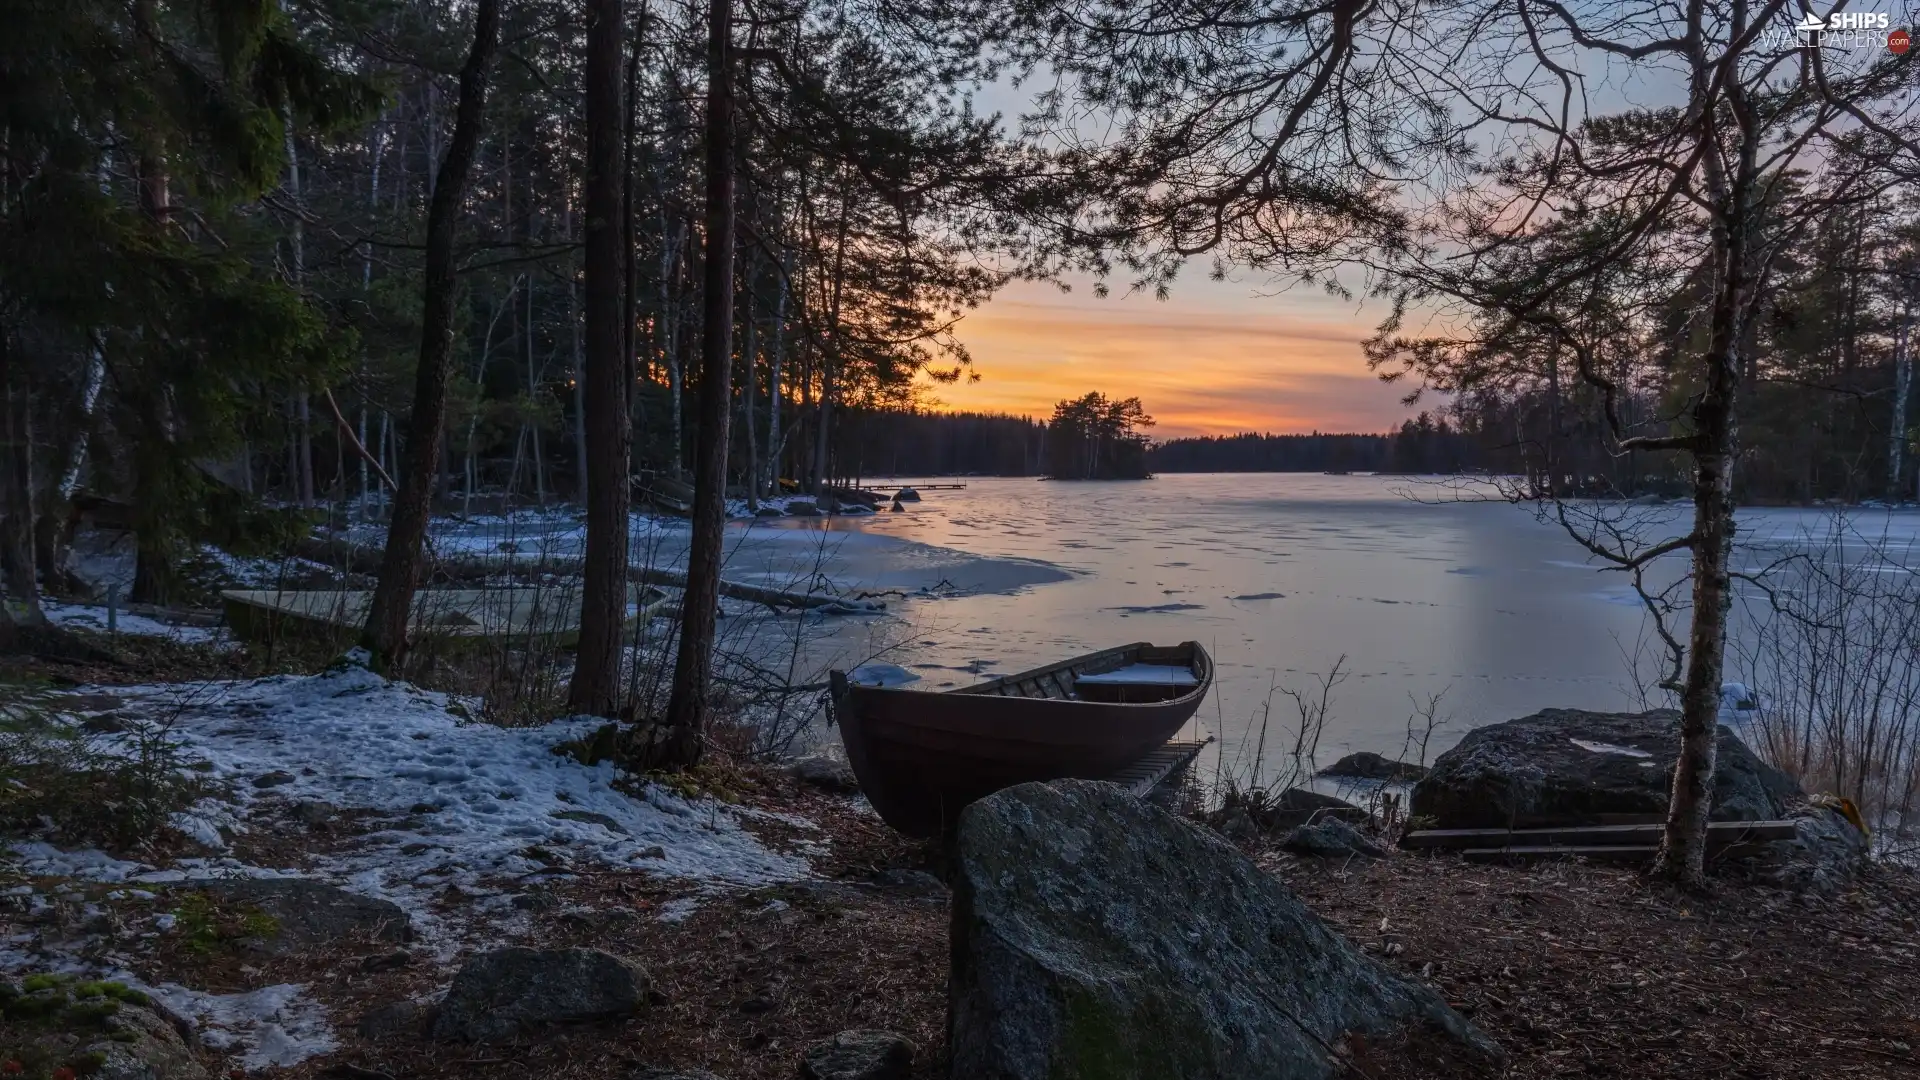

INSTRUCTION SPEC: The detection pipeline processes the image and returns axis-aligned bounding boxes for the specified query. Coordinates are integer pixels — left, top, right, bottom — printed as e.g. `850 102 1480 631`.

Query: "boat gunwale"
849 640 1212 711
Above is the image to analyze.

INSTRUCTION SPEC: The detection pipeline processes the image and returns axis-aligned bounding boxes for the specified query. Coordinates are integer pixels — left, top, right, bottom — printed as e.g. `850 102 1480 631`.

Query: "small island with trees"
1041 392 1155 479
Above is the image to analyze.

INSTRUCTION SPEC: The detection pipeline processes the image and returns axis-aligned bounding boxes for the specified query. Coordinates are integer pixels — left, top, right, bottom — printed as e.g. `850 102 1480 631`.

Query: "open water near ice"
370 475 1918 773
771 473 1920 773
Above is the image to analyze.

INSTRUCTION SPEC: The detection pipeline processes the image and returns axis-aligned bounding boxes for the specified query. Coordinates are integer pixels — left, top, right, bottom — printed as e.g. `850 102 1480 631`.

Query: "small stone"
357 999 429 1041
1318 751 1428 782
513 890 560 913
292 801 336 826
1280 817 1388 859
800 1029 915 1080
869 869 946 897
409 803 442 815
252 771 297 789
789 755 859 793
637 845 667 860
400 843 434 856
360 949 413 973
81 712 131 734
430 947 649 1043
551 809 630 835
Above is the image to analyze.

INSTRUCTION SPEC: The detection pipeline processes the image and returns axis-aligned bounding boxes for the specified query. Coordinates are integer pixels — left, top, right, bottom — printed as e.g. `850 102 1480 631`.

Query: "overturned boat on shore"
829 641 1212 837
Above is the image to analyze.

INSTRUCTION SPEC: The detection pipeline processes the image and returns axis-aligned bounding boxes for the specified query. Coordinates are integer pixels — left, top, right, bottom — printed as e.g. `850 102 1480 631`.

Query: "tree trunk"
58 341 106 500
741 257 758 512
763 249 789 496
569 208 589 498
1653 142 1752 887
1891 294 1913 500
659 0 735 763
567 0 633 716
812 195 851 495
0 345 43 624
360 0 501 671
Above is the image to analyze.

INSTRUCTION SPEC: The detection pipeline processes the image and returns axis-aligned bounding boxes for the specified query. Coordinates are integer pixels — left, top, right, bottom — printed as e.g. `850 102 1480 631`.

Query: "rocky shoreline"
2 690 1907 1078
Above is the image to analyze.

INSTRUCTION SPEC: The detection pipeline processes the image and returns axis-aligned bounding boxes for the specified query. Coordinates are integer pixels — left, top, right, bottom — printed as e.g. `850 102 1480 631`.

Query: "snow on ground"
42 601 226 644
91 658 809 907
154 982 337 1069
3 657 812 1069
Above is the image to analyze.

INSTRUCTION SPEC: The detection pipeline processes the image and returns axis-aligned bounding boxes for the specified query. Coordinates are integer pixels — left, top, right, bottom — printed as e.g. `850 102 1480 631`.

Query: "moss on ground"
0 972 157 1078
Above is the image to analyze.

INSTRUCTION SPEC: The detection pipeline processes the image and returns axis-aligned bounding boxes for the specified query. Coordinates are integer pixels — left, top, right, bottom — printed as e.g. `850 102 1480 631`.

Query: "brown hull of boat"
830 642 1211 837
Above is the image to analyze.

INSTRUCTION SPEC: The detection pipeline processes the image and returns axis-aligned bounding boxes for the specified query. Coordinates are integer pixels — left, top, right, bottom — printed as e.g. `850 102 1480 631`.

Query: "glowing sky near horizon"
921 275 1422 439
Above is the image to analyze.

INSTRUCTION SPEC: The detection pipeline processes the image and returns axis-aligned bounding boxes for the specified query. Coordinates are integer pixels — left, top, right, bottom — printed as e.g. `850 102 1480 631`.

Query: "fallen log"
1402 819 1799 850
629 565 884 613
282 534 884 614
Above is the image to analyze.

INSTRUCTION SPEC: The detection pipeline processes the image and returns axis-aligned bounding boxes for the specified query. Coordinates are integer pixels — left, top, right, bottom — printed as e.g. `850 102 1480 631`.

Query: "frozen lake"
771 474 1920 772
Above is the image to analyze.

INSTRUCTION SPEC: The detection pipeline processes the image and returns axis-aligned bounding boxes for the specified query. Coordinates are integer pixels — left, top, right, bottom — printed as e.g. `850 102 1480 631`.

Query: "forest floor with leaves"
153 789 1920 1080
5 633 1919 1078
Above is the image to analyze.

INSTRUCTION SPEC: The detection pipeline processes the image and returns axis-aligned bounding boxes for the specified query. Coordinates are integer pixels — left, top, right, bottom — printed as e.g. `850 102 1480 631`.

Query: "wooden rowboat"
828 641 1212 837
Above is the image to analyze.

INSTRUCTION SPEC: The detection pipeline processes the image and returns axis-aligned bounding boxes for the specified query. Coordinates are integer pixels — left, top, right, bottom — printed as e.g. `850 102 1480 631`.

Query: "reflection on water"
805 474 1920 769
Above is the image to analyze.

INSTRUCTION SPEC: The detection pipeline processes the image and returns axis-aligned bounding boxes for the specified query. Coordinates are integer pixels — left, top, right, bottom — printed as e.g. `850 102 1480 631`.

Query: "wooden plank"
1106 738 1210 798
1461 845 1657 865
1405 819 1799 851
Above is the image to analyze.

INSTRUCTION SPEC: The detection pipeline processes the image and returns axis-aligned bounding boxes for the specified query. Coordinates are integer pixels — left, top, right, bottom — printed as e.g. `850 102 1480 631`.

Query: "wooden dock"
1403 819 1798 865
1107 737 1211 798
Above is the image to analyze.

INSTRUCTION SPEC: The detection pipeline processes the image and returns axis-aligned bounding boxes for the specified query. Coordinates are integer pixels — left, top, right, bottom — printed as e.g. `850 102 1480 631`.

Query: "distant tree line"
1150 414 1475 474
832 409 1046 479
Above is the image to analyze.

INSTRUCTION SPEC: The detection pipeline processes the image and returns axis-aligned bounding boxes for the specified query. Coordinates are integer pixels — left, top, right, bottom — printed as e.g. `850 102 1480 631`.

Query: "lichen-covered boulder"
1410 708 1800 829
431 947 648 1042
950 779 1500 1079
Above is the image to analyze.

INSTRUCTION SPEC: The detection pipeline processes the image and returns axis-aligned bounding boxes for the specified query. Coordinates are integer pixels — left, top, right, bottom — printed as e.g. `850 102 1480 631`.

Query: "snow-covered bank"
321 505 1072 598
9 660 806 902
1 659 813 1067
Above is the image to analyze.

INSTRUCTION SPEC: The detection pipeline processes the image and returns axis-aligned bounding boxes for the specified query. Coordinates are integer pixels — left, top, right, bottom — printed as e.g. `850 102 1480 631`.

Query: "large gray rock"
799 1029 914 1080
186 878 411 954
1319 752 1428 782
1410 708 1801 829
431 947 648 1042
950 779 1500 1079
1723 803 1870 893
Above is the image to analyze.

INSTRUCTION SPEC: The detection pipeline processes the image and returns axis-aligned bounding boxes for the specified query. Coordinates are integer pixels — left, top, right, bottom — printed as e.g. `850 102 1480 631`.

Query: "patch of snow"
1074 663 1199 687
6 843 151 883
166 812 228 851
93 665 805 918
1568 738 1654 759
41 602 223 644
151 982 336 1069
849 663 919 688
657 896 702 923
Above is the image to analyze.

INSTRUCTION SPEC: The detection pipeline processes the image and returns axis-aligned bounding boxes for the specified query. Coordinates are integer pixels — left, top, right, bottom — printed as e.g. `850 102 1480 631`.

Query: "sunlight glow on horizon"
918 280 1424 439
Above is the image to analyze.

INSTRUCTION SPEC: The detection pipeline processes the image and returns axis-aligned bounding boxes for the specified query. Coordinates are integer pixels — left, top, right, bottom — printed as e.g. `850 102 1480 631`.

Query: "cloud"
925 285 1418 437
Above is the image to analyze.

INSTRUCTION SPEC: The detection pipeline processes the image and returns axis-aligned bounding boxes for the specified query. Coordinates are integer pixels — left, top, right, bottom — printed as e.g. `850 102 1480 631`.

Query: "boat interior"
955 642 1207 705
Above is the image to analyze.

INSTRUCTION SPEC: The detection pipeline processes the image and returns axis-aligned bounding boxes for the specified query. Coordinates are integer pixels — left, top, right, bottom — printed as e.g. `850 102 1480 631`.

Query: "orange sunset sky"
919 275 1420 440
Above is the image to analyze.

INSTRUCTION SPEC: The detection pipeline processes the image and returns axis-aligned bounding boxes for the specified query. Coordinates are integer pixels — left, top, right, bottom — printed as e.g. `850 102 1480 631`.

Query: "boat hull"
831 642 1210 837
